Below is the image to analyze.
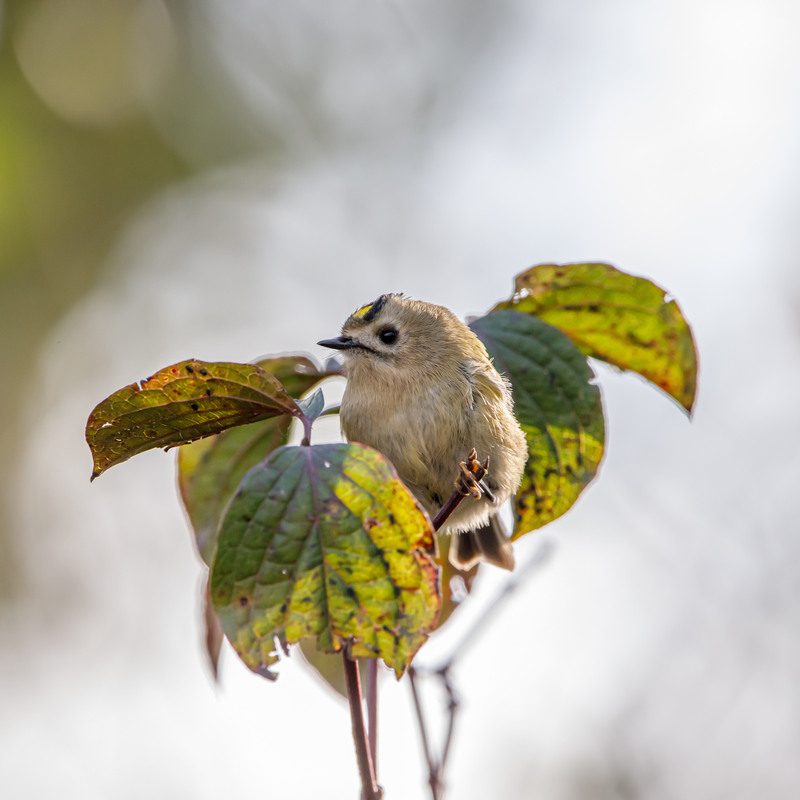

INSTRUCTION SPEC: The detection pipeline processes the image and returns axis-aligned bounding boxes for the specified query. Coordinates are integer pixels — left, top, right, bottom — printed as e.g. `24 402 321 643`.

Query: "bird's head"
318 293 479 378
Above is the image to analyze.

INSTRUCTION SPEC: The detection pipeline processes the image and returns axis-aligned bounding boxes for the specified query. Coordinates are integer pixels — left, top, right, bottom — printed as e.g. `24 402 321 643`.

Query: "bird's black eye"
378 327 398 345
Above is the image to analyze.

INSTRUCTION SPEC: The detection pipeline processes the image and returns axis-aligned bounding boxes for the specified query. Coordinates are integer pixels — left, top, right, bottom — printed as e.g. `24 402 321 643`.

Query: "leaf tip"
392 662 409 680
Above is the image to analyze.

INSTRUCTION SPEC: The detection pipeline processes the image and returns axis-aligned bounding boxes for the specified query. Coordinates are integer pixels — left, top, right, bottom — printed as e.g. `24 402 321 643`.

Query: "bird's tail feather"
450 513 515 571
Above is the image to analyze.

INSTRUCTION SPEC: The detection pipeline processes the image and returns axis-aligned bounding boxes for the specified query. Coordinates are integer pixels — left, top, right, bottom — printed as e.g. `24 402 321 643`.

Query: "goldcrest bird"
318 293 528 570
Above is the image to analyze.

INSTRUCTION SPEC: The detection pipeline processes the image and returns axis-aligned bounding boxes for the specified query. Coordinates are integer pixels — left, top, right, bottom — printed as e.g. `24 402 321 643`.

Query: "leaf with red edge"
210 442 440 679
494 263 698 413
177 355 338 564
86 359 300 480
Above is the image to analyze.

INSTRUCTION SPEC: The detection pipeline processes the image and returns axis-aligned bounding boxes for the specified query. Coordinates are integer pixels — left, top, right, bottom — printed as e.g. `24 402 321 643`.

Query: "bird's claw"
456 448 493 501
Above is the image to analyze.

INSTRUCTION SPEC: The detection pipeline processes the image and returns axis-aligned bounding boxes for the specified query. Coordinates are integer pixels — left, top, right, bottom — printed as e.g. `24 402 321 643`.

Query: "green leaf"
296 388 325 426
471 310 605 540
210 442 440 679
296 534 475 697
253 353 344 397
86 359 301 480
177 355 336 565
203 574 224 680
494 263 698 413
295 533 476 698
178 421 291 564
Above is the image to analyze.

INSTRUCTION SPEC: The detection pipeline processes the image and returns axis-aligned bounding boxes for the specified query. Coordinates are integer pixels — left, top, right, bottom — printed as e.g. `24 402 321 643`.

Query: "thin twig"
408 667 441 800
365 659 379 773
441 539 555 671
407 448 493 799
343 652 381 800
299 413 313 447
407 539 556 798
432 448 489 531
431 490 466 531
437 666 459 774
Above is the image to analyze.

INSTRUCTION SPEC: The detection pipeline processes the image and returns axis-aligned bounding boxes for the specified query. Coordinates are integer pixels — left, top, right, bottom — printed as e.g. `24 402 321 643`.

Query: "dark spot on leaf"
382 625 395 634
388 513 396 525
345 586 357 600
186 365 194 373
239 596 249 607
279 602 287 613
191 403 199 411
393 584 402 598
205 388 212 396
199 368 208 376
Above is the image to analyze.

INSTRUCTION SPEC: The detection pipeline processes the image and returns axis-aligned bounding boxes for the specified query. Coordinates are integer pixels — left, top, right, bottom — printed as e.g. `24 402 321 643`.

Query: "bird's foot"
456 448 494 501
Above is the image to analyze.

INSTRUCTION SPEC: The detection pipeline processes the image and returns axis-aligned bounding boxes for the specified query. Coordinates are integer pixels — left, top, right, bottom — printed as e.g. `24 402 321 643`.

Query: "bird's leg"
432 449 493 531
456 448 494 501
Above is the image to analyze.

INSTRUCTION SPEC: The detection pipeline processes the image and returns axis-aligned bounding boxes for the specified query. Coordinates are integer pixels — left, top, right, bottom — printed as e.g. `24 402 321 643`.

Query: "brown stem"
431 489 466 532
408 667 441 800
432 448 489 531
408 540 556 798
407 666 458 800
343 652 381 800
299 412 313 447
438 667 459 775
365 659 379 773
406 448 489 798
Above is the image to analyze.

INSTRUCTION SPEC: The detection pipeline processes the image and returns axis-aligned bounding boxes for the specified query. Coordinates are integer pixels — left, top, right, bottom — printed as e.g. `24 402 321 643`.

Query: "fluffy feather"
320 294 528 570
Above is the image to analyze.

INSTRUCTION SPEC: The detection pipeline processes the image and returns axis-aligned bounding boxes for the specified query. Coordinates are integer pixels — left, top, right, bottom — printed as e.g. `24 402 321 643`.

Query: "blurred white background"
2 1 800 798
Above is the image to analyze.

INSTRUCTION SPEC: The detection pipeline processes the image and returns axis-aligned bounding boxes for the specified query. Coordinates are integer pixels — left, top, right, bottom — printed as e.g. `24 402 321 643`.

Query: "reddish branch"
343 652 382 800
366 659 379 772
431 449 489 531
345 449 493 800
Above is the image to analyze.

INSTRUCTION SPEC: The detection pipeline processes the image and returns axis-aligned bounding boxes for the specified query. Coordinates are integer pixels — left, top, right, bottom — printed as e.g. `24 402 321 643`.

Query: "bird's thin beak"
317 335 357 350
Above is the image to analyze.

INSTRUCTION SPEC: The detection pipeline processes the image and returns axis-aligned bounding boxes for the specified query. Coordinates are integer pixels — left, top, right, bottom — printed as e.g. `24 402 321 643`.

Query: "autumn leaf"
471 310 605 539
210 442 441 679
494 262 698 413
177 355 338 564
87 359 302 480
